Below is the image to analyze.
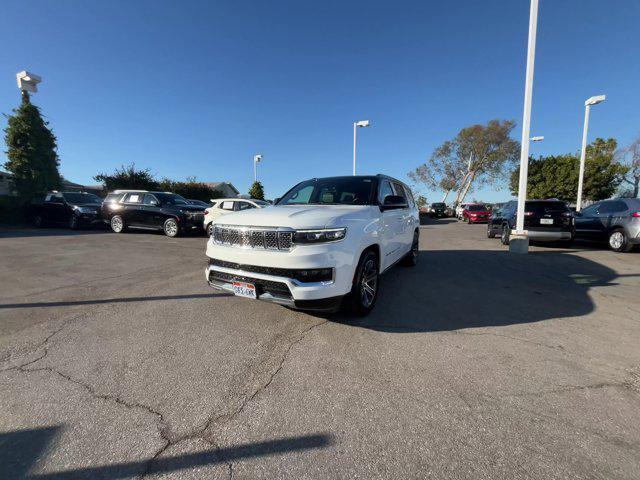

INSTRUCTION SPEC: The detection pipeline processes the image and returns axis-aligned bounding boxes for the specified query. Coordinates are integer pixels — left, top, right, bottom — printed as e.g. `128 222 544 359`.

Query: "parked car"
487 199 574 245
428 202 447 218
101 190 206 237
187 199 211 208
456 202 471 220
32 191 103 229
203 198 268 236
204 175 420 315
462 203 491 224
574 198 640 252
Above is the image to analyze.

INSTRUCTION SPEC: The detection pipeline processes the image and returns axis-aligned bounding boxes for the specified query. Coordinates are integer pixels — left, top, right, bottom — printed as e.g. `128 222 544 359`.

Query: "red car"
463 204 491 223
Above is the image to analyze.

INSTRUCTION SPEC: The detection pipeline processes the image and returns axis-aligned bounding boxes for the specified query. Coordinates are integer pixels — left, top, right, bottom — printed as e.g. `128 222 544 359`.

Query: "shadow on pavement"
0 293 226 310
419 216 458 226
0 426 332 479
0 226 110 238
337 249 635 332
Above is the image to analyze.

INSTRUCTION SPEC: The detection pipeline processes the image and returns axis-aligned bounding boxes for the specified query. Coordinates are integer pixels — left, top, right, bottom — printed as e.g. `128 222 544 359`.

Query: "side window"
236 202 255 211
581 203 601 216
378 180 394 203
51 194 64 203
602 201 627 214
402 185 415 208
124 193 143 204
391 182 407 202
143 194 158 205
221 201 235 211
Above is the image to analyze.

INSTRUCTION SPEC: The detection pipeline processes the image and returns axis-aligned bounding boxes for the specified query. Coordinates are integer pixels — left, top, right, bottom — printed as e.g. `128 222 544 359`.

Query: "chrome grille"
213 225 294 251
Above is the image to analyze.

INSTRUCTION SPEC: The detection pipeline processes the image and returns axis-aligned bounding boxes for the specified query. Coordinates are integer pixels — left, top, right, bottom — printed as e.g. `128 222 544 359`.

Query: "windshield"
62 193 102 204
278 177 374 206
156 193 189 205
468 204 487 211
432 203 446 208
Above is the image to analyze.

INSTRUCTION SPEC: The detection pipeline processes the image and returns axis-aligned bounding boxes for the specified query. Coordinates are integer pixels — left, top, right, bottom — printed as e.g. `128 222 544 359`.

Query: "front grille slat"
213 226 293 251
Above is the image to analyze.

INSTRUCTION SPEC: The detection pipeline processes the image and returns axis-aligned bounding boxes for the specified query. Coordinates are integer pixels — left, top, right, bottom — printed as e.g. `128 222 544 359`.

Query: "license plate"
540 218 554 225
232 281 257 299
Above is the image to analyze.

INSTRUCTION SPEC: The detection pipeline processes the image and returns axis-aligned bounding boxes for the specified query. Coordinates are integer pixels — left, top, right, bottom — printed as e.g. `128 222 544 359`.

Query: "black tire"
402 231 419 267
487 226 495 238
69 215 79 230
34 214 43 228
500 224 510 245
608 228 633 253
345 249 379 316
163 218 180 237
206 223 214 237
110 215 126 233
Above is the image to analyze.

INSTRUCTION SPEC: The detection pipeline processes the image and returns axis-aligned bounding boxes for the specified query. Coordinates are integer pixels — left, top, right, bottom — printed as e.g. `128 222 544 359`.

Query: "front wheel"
69 215 79 230
163 218 180 237
110 215 125 233
487 226 495 238
608 228 633 252
345 250 379 316
34 214 43 228
206 223 214 237
500 225 510 245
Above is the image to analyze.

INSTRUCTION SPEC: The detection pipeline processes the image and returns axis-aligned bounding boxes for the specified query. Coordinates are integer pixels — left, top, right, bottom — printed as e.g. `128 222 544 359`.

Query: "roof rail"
113 189 149 194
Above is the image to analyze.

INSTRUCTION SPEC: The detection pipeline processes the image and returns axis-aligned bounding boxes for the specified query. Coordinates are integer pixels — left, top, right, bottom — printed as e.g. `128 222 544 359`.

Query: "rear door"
46 193 66 223
575 202 602 238
141 193 163 227
121 192 145 226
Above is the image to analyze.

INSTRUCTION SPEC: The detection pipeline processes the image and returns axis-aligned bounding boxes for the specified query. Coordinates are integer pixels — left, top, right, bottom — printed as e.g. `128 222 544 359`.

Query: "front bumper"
204 237 358 312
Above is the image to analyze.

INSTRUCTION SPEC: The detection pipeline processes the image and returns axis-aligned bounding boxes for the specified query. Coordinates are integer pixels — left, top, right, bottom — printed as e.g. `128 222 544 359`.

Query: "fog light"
294 268 333 283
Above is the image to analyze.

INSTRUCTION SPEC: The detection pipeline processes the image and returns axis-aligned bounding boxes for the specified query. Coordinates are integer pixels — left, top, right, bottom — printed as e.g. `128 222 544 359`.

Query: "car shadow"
0 426 333 479
0 226 110 238
331 249 632 332
419 216 457 226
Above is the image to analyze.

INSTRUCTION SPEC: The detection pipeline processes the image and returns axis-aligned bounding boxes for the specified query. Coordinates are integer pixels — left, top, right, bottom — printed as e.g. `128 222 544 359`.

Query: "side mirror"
381 195 408 211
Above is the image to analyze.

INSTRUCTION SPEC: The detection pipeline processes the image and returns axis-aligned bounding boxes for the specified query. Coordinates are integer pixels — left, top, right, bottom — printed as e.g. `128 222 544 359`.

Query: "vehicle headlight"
74 206 94 214
293 228 347 244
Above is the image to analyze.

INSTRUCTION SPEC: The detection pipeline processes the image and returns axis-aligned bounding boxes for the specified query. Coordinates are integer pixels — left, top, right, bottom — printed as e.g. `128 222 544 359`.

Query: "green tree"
94 163 159 191
159 177 223 202
3 92 61 203
617 136 640 198
248 181 265 200
509 138 627 203
415 195 428 210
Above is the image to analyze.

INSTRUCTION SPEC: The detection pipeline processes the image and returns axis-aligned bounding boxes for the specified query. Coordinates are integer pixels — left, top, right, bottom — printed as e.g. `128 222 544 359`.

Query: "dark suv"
31 191 103 229
429 202 447 218
574 198 640 252
101 190 206 237
488 200 574 245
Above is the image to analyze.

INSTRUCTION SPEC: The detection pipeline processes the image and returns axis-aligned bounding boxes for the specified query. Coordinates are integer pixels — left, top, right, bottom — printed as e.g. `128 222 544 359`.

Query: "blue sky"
1 0 638 202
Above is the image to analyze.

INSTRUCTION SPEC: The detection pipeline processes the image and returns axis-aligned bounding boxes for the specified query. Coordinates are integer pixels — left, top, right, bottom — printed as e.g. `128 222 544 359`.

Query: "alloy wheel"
165 219 178 237
609 231 624 250
111 216 123 233
360 258 378 308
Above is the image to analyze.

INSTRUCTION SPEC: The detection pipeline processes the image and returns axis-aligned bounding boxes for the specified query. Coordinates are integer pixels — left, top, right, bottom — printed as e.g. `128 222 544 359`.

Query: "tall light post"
353 120 370 175
576 95 606 211
253 154 263 182
511 0 539 254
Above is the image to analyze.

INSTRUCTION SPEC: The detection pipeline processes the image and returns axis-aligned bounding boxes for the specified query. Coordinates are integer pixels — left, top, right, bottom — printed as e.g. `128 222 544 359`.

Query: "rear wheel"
163 218 180 237
345 250 379 316
608 228 633 252
500 224 510 245
206 222 214 237
34 214 43 228
110 215 125 233
68 215 79 230
487 225 495 238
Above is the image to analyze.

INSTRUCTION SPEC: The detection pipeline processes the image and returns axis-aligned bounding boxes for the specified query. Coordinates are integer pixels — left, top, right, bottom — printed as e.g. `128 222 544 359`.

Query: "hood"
467 209 490 215
213 205 371 229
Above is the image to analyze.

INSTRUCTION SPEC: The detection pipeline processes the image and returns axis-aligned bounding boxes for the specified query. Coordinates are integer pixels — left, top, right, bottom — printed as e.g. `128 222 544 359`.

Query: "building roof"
204 182 239 194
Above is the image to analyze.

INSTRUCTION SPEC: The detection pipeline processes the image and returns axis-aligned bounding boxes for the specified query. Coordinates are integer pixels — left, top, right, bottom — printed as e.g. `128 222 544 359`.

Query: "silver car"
574 198 640 252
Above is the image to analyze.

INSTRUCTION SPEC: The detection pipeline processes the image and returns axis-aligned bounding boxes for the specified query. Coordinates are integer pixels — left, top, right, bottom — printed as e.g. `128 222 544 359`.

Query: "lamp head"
355 120 370 128
585 95 606 106
253 154 263 163
16 70 42 93
530 136 544 142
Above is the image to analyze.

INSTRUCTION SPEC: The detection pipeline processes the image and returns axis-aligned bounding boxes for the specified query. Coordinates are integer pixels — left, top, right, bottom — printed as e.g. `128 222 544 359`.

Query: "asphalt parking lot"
1 220 639 479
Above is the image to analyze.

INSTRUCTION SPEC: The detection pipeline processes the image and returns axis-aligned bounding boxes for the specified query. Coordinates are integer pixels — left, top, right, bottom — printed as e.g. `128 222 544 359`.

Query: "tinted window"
62 193 102 204
378 180 394 203
599 201 628 215
432 203 446 208
104 193 122 203
525 201 570 215
143 194 159 205
392 182 407 202
468 204 487 211
404 186 415 208
237 202 255 211
280 177 375 206
581 203 600 216
155 193 188 205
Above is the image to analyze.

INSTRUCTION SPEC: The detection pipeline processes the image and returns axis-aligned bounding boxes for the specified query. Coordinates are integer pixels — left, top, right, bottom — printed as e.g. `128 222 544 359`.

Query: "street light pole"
576 95 605 211
514 0 539 238
352 120 370 175
510 0 539 254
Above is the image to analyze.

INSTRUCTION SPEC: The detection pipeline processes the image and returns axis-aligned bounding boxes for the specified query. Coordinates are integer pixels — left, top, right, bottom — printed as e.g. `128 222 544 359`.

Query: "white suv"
204 175 419 315
203 198 269 236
